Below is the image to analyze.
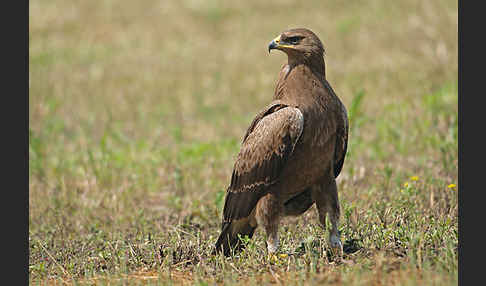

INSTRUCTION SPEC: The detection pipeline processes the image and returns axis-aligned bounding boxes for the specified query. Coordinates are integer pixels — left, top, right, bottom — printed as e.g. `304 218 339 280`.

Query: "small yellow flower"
448 184 456 189
268 254 278 263
403 182 409 188
279 253 288 259
410 176 419 181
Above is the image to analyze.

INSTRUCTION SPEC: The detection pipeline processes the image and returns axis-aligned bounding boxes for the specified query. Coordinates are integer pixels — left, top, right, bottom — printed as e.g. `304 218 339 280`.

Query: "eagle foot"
329 236 343 262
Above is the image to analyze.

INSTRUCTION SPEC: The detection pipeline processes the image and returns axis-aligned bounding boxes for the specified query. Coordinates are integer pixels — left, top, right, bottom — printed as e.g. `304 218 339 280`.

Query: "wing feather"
222 104 304 224
321 78 348 178
333 99 349 178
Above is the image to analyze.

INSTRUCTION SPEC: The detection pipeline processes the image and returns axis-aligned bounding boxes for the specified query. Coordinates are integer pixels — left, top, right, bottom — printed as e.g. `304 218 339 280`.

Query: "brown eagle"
214 28 348 257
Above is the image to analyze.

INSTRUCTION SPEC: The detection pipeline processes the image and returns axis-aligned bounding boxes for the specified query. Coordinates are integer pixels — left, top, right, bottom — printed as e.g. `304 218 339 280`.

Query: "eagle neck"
287 54 325 78
304 55 326 79
273 54 326 101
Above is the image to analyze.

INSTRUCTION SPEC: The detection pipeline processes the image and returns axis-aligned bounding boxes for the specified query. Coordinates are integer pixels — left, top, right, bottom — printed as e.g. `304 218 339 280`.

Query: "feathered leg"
255 192 282 254
312 178 343 257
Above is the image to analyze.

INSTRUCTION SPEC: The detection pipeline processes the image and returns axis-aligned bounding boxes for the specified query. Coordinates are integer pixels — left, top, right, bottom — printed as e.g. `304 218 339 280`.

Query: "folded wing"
215 103 304 254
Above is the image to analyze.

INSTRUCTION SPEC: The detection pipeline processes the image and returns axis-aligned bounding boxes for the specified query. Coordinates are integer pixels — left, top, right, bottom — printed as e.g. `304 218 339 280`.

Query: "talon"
331 243 343 257
329 236 343 258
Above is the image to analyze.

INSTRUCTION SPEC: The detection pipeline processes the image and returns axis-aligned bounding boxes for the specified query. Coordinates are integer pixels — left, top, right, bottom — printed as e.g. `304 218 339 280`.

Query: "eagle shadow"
294 237 362 259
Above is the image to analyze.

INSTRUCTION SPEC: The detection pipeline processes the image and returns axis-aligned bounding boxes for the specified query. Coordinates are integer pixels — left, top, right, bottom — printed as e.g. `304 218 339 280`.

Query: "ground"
29 0 458 284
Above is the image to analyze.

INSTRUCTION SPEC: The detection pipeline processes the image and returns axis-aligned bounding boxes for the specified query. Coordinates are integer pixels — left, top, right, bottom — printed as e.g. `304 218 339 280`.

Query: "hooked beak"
268 34 295 53
268 35 281 53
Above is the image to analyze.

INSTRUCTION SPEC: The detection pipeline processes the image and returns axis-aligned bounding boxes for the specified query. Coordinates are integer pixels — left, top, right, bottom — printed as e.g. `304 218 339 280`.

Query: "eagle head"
268 28 325 59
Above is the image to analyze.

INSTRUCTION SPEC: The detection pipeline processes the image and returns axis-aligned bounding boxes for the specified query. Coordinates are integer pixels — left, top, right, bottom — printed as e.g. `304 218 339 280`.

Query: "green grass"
29 0 457 284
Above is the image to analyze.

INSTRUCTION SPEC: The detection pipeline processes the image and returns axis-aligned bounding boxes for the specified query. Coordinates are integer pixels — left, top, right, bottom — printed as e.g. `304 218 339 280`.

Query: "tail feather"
214 220 256 256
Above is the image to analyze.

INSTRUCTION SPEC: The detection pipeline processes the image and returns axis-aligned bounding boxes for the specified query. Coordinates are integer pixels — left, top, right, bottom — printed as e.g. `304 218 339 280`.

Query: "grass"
29 0 457 284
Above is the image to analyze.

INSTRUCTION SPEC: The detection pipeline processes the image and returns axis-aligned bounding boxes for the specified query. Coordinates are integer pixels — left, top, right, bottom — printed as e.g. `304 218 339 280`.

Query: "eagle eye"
287 36 302 45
